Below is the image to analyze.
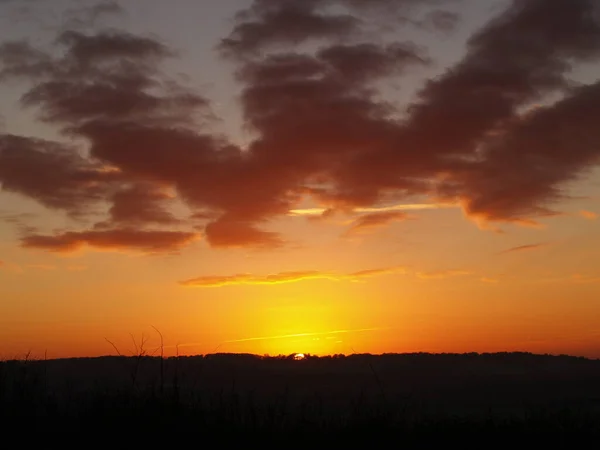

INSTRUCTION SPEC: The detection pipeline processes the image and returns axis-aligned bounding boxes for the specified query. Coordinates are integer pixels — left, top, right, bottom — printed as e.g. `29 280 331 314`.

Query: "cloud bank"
1 0 600 252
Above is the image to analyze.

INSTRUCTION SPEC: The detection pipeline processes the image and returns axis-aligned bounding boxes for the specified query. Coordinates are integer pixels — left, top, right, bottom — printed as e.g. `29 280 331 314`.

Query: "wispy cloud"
580 210 598 220
0 261 88 273
344 211 410 236
26 264 57 271
499 243 549 255
571 274 600 284
179 265 474 288
416 270 471 280
180 266 408 288
350 266 409 279
481 277 500 284
0 261 24 274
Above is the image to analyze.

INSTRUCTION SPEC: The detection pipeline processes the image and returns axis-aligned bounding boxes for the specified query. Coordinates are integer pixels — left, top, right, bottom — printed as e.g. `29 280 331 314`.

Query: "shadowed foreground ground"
2 352 600 443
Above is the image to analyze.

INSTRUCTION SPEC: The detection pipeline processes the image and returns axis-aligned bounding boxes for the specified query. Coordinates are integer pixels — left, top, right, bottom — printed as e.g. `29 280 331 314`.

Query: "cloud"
0 134 120 217
220 0 457 58
95 182 180 228
181 271 339 287
204 217 284 249
290 202 450 216
571 274 600 284
2 0 600 250
220 0 359 57
224 327 383 344
345 211 410 235
21 229 199 254
580 210 598 220
349 266 409 279
481 277 499 284
0 212 38 234
64 1 125 29
26 264 57 271
180 266 408 287
420 9 460 32
416 270 471 279
430 0 600 224
499 243 549 254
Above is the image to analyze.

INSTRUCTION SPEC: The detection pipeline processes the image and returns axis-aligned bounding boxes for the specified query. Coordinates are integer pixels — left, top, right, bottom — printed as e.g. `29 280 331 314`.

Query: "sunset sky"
1 0 600 359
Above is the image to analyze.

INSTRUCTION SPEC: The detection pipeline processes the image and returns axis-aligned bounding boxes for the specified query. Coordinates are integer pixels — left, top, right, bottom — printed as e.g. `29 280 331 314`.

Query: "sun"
294 353 306 361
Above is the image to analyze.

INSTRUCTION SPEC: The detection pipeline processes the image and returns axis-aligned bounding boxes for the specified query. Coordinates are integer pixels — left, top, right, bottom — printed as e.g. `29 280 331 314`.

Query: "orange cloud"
21 229 199 254
481 277 500 284
571 274 600 284
580 210 598 220
350 266 409 279
416 270 471 280
180 266 408 288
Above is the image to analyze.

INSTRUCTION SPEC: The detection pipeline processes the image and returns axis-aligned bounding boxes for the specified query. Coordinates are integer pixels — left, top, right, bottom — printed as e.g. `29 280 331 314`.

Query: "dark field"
2 352 600 443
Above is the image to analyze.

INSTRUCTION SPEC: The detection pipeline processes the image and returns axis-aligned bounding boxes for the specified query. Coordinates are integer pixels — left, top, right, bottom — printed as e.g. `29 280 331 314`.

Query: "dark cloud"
204 217 284 249
21 229 199 254
442 80 600 224
0 30 217 250
341 0 600 223
220 0 454 58
0 134 119 216
65 1 124 28
1 0 600 252
95 183 180 228
0 41 54 81
221 0 359 57
420 9 460 32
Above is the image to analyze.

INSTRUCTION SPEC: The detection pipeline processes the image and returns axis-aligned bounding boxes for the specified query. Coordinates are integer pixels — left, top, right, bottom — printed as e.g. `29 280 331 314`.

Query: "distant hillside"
3 352 600 439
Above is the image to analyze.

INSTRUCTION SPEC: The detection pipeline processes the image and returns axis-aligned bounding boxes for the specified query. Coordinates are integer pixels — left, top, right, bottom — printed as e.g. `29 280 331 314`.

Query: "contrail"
152 327 386 352
224 327 385 343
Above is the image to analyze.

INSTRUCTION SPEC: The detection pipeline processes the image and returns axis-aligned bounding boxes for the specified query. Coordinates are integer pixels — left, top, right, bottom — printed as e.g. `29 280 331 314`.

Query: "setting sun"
0 0 599 362
3 0 600 440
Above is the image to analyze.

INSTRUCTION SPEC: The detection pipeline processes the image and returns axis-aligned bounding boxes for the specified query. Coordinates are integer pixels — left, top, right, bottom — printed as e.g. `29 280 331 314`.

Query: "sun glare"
294 353 306 360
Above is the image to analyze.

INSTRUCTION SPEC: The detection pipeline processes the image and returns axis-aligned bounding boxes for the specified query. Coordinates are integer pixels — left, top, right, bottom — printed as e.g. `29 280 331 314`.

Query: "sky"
1 0 600 360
